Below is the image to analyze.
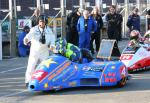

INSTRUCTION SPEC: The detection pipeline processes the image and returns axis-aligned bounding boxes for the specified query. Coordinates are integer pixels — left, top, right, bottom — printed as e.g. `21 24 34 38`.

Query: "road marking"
132 77 150 79
0 77 24 81
0 89 28 98
118 45 127 48
8 57 19 60
0 72 25 75
0 84 25 88
0 63 25 67
0 81 24 85
0 66 26 73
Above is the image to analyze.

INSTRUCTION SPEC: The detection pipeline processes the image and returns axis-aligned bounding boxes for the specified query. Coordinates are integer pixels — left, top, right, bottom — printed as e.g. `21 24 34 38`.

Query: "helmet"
37 14 48 24
144 30 150 38
130 30 141 40
55 38 67 54
55 38 67 46
23 26 30 33
23 26 30 30
144 30 150 43
147 9 150 15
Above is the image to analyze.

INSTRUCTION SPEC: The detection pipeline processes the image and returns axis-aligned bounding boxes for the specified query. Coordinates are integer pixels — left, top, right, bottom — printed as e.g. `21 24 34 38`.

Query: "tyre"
117 77 127 88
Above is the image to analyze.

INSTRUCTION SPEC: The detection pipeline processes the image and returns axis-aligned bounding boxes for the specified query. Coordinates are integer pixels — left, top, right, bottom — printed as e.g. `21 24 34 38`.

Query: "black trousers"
107 28 118 43
90 32 101 54
117 25 122 41
66 27 79 46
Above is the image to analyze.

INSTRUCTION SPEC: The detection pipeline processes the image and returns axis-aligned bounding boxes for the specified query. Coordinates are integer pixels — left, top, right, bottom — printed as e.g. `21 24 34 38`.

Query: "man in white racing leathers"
24 14 56 87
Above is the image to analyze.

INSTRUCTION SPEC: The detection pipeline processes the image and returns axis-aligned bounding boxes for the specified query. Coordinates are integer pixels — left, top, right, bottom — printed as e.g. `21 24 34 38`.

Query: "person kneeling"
55 38 82 63
55 38 93 63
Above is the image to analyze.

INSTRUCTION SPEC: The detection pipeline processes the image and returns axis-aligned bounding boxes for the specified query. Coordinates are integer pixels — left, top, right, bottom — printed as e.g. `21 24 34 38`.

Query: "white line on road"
0 77 24 81
8 57 19 60
0 84 25 88
0 66 26 73
0 72 25 75
0 89 28 98
0 81 24 85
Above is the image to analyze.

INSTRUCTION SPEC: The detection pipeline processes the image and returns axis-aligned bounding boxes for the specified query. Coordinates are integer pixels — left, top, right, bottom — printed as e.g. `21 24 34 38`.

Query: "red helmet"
130 30 141 40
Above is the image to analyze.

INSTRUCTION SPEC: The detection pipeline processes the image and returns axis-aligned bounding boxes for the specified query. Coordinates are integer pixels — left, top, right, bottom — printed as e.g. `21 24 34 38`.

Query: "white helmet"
144 30 150 43
144 30 150 38
130 30 141 40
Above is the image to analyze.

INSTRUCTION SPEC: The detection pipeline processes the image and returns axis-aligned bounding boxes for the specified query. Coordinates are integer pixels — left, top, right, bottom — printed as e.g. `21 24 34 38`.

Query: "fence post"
60 0 66 38
0 22 2 60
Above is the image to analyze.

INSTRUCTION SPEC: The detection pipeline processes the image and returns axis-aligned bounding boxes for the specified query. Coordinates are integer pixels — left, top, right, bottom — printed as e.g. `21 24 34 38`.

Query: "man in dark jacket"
31 8 40 27
117 13 123 41
127 8 140 32
66 8 81 46
90 7 103 54
147 9 150 30
106 5 122 43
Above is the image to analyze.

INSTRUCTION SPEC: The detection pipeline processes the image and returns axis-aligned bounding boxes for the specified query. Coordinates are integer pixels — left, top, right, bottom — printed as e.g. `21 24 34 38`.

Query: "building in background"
0 0 148 57
0 0 140 19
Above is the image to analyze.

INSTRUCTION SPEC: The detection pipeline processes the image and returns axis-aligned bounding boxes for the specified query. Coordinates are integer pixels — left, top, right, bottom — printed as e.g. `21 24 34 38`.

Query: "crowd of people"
19 6 150 87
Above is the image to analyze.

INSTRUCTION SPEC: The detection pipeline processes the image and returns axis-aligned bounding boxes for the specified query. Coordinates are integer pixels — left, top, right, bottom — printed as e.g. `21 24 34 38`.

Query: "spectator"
24 14 56 87
147 9 150 30
18 26 30 57
77 10 97 49
117 13 123 41
31 8 40 27
90 6 103 54
127 8 140 32
106 5 122 43
116 7 123 41
66 8 81 46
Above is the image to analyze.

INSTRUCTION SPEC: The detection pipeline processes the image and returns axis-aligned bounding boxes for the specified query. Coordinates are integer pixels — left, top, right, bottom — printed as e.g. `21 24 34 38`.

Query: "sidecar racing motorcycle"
120 44 150 72
28 54 129 91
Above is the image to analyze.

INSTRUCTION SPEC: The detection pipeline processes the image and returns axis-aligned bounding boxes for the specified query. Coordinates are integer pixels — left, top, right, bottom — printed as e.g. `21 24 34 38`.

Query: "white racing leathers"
24 25 55 83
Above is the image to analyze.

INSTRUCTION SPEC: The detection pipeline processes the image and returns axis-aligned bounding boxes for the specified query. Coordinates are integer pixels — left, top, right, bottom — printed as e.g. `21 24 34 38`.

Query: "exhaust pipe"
30 85 35 90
